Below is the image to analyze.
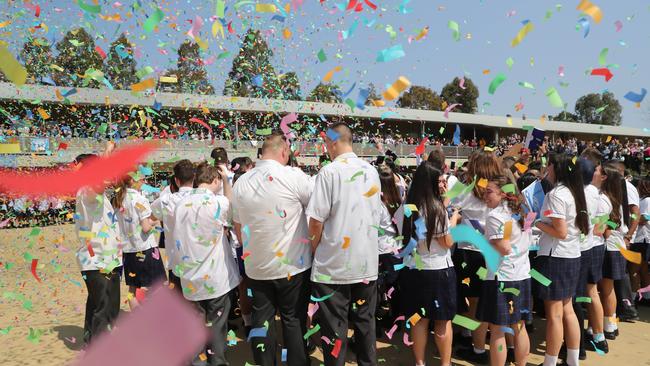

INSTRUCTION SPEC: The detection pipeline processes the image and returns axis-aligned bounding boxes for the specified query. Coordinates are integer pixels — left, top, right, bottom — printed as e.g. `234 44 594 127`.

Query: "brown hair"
194 161 221 186
426 148 446 170
490 174 527 227
378 164 402 217
111 175 135 210
465 148 503 198
580 147 603 167
601 160 630 228
638 177 650 199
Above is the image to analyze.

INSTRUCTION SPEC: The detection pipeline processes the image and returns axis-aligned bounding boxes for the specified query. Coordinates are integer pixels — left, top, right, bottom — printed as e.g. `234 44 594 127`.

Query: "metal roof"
1 81 648 137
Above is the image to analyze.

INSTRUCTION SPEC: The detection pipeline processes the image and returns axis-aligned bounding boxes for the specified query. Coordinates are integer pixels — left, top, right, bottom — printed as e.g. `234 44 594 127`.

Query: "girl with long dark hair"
630 177 650 302
534 153 590 366
397 161 461 366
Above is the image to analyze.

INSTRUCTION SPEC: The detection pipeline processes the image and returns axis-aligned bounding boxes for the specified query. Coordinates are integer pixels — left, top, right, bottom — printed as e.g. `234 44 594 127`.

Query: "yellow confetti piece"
619 245 642 264
577 0 603 23
159 76 177 83
128 272 137 277
255 3 277 12
341 236 351 249
503 221 513 241
0 45 27 86
356 299 366 305
283 28 292 39
198 353 207 361
511 22 534 47
0 20 11 28
382 76 411 101
322 65 342 83
363 185 379 197
408 313 422 326
36 107 50 120
462 277 470 286
606 135 612 143
130 78 155 91
514 163 528 174
477 178 488 188
78 230 95 239
275 251 284 257
0 143 21 153
405 204 418 212
212 21 224 38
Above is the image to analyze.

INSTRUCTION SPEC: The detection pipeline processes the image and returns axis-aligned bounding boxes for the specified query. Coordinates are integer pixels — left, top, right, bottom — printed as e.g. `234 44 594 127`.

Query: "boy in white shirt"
173 162 241 366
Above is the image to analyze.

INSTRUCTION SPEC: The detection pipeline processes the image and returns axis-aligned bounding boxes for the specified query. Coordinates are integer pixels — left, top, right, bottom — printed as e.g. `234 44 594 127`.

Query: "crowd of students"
72 125 649 366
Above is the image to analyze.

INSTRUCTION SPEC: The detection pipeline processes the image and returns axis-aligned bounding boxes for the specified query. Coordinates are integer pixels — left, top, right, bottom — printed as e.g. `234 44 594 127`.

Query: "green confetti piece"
576 296 592 303
217 51 230 59
598 48 608 66
476 267 487 280
500 287 521 296
448 20 460 41
439 126 445 134
530 269 552 286
136 66 154 79
0 326 13 335
143 8 165 33
27 328 44 344
506 57 514 69
317 48 327 62
28 228 41 236
545 87 564 108
303 324 321 339
452 314 481 330
518 81 535 89
501 184 516 194
488 73 507 95
256 128 272 136
310 293 335 302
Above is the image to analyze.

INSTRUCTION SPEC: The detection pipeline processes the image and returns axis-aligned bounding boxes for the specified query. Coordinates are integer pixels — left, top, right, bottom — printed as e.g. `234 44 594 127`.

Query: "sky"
1 0 649 129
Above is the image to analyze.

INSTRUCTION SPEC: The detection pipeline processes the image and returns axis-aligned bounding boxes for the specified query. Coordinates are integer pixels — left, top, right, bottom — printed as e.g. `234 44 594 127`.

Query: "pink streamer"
385 324 398 339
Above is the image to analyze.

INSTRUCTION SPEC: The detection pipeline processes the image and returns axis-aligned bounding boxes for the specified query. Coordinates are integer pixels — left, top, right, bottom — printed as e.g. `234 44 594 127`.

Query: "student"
307 123 382 366
112 173 166 309
150 159 195 291
73 151 122 344
173 162 241 366
396 161 460 366
376 163 403 335
534 153 590 366
231 132 313 366
452 148 503 363
630 177 650 302
478 175 532 366
598 161 630 341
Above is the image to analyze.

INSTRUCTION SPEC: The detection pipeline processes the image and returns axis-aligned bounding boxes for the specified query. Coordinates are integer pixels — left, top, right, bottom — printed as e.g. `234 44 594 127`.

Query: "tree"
223 29 282 98
176 41 214 95
440 77 479 113
397 85 443 110
52 28 104 88
364 83 381 106
307 83 342 103
20 37 52 84
574 92 623 126
552 111 578 122
104 33 138 90
277 72 301 100
157 68 178 93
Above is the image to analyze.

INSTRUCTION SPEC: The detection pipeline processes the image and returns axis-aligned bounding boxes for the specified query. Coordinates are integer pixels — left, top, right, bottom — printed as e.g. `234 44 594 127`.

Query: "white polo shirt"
173 188 241 301
582 184 601 252
634 197 650 243
74 188 122 272
626 180 640 239
231 159 313 280
592 192 613 248
453 189 490 251
605 203 628 252
378 203 400 255
115 188 158 253
538 184 582 258
306 152 382 284
151 187 194 270
395 205 453 270
485 203 531 281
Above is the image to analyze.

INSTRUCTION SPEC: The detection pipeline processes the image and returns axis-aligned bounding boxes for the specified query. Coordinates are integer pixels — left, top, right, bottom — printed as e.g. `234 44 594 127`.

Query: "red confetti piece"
86 241 95 257
135 288 146 303
590 68 613 82
227 21 234 34
415 137 429 156
241 251 251 260
543 210 552 216
58 142 69 150
331 339 342 358
31 259 41 282
95 45 107 59
364 0 377 10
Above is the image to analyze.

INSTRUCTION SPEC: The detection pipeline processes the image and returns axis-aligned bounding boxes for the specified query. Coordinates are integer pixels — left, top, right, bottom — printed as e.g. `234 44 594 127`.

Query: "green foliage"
52 28 104 88
397 85 442 110
574 92 622 126
20 37 52 85
552 111 578 122
176 41 214 95
440 77 479 113
277 72 302 100
307 83 342 103
104 33 138 90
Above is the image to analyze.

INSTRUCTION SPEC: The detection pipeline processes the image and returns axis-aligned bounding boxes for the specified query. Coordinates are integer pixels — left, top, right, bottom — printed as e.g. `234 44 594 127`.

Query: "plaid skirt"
476 279 532 326
534 256 580 301
584 245 605 285
123 247 167 288
602 250 626 280
400 267 457 321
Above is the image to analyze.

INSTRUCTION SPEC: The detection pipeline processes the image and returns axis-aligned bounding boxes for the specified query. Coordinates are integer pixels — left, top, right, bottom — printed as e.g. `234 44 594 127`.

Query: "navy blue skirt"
534 256 580 301
586 245 605 284
123 247 167 287
476 279 533 325
602 250 626 280
400 267 457 321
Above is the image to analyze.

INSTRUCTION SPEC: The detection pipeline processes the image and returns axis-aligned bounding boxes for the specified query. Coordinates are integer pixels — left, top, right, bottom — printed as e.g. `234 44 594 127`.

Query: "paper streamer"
511 22 534 47
452 314 480 330
545 87 564 108
0 45 27 86
131 78 155 91
618 245 642 264
78 0 101 14
450 225 501 273
376 44 405 62
530 269 552 286
577 0 603 24
303 324 320 339
30 259 41 282
624 88 647 103
577 17 590 38
256 3 277 12
488 73 507 95
382 76 411 101
448 20 460 41
444 103 461 118
144 8 165 33
591 68 613 82
363 185 379 197
322 66 342 83
598 48 608 66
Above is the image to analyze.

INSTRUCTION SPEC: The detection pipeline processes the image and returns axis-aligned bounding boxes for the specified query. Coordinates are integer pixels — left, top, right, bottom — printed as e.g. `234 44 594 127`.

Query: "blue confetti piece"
414 216 427 240
397 238 417 258
326 128 340 141
624 88 647 103
393 263 406 271
247 327 268 341
450 224 502 273
247 288 253 297
281 348 287 362
501 326 515 335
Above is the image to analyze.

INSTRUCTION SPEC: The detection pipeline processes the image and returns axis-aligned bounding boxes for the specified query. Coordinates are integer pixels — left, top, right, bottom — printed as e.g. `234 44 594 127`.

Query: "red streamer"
189 117 214 142
591 68 613 82
31 259 41 282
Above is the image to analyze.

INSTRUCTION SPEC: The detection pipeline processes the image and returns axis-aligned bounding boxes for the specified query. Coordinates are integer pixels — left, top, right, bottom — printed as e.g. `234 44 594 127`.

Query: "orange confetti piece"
482 69 491 75
130 78 155 92
37 107 50 120
514 163 528 174
477 178 488 188
341 236 351 249
363 184 379 197
503 221 513 241
619 245 642 264
283 28 292 39
408 313 422 325
322 66 342 83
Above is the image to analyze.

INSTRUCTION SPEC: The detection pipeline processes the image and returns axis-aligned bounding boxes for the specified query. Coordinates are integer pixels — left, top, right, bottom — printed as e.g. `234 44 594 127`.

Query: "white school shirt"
378 203 399 255
592 192 613 248
306 152 382 284
115 188 158 253
151 187 194 269
626 180 640 239
74 188 122 272
605 203 628 252
485 203 531 281
582 184 601 252
172 188 241 301
453 189 490 251
395 205 453 270
537 184 582 258
634 197 650 243
231 159 313 280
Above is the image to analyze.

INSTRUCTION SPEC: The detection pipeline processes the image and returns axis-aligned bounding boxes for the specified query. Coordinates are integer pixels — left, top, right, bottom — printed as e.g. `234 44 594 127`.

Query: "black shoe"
587 339 609 354
506 348 515 363
456 347 488 364
604 330 617 340
619 310 639 322
579 347 587 360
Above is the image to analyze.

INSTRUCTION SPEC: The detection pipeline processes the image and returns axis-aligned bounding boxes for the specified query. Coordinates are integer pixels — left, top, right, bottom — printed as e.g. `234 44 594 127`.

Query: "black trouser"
169 270 182 294
312 281 378 366
248 270 310 366
82 267 122 344
615 275 637 317
193 290 233 366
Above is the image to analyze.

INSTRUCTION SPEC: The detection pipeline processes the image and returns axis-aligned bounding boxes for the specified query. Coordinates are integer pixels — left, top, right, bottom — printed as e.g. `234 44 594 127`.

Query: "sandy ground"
1 224 649 366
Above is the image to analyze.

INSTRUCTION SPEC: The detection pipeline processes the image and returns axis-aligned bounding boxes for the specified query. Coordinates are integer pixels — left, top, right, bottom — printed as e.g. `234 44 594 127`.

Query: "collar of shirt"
334 152 358 161
193 187 214 196
178 186 193 193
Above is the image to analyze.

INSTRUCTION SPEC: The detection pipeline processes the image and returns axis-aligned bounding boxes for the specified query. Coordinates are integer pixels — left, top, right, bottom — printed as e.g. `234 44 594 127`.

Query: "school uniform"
116 188 166 288
577 184 604 296
477 203 532 325
151 186 194 291
396 205 457 321
173 188 241 366
231 159 313 366
602 197 628 281
74 188 122 344
535 184 582 300
306 152 381 366
377 203 402 327
631 197 650 262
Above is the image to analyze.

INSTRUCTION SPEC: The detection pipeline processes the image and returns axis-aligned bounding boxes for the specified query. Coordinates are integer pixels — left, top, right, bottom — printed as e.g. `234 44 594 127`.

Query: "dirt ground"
1 224 649 365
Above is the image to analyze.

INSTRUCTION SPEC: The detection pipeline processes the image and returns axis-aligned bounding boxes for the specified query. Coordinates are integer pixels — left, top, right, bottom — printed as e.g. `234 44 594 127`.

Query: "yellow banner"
0 143 20 154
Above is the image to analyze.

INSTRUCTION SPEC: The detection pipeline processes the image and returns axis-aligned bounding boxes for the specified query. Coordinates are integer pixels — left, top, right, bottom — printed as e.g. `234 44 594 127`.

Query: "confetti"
488 73 507 95
452 314 481 330
382 76 411 101
450 225 501 272
530 269 552 286
577 0 603 24
511 22 534 47
363 185 379 197
448 20 460 41
0 45 27 86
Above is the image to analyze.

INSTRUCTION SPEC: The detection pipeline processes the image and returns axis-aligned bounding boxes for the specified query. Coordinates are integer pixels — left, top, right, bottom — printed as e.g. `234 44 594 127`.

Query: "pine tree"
104 33 138 90
277 72 302 100
307 83 342 103
223 29 282 99
176 41 214 94
52 28 104 88
20 37 52 84
440 77 479 113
